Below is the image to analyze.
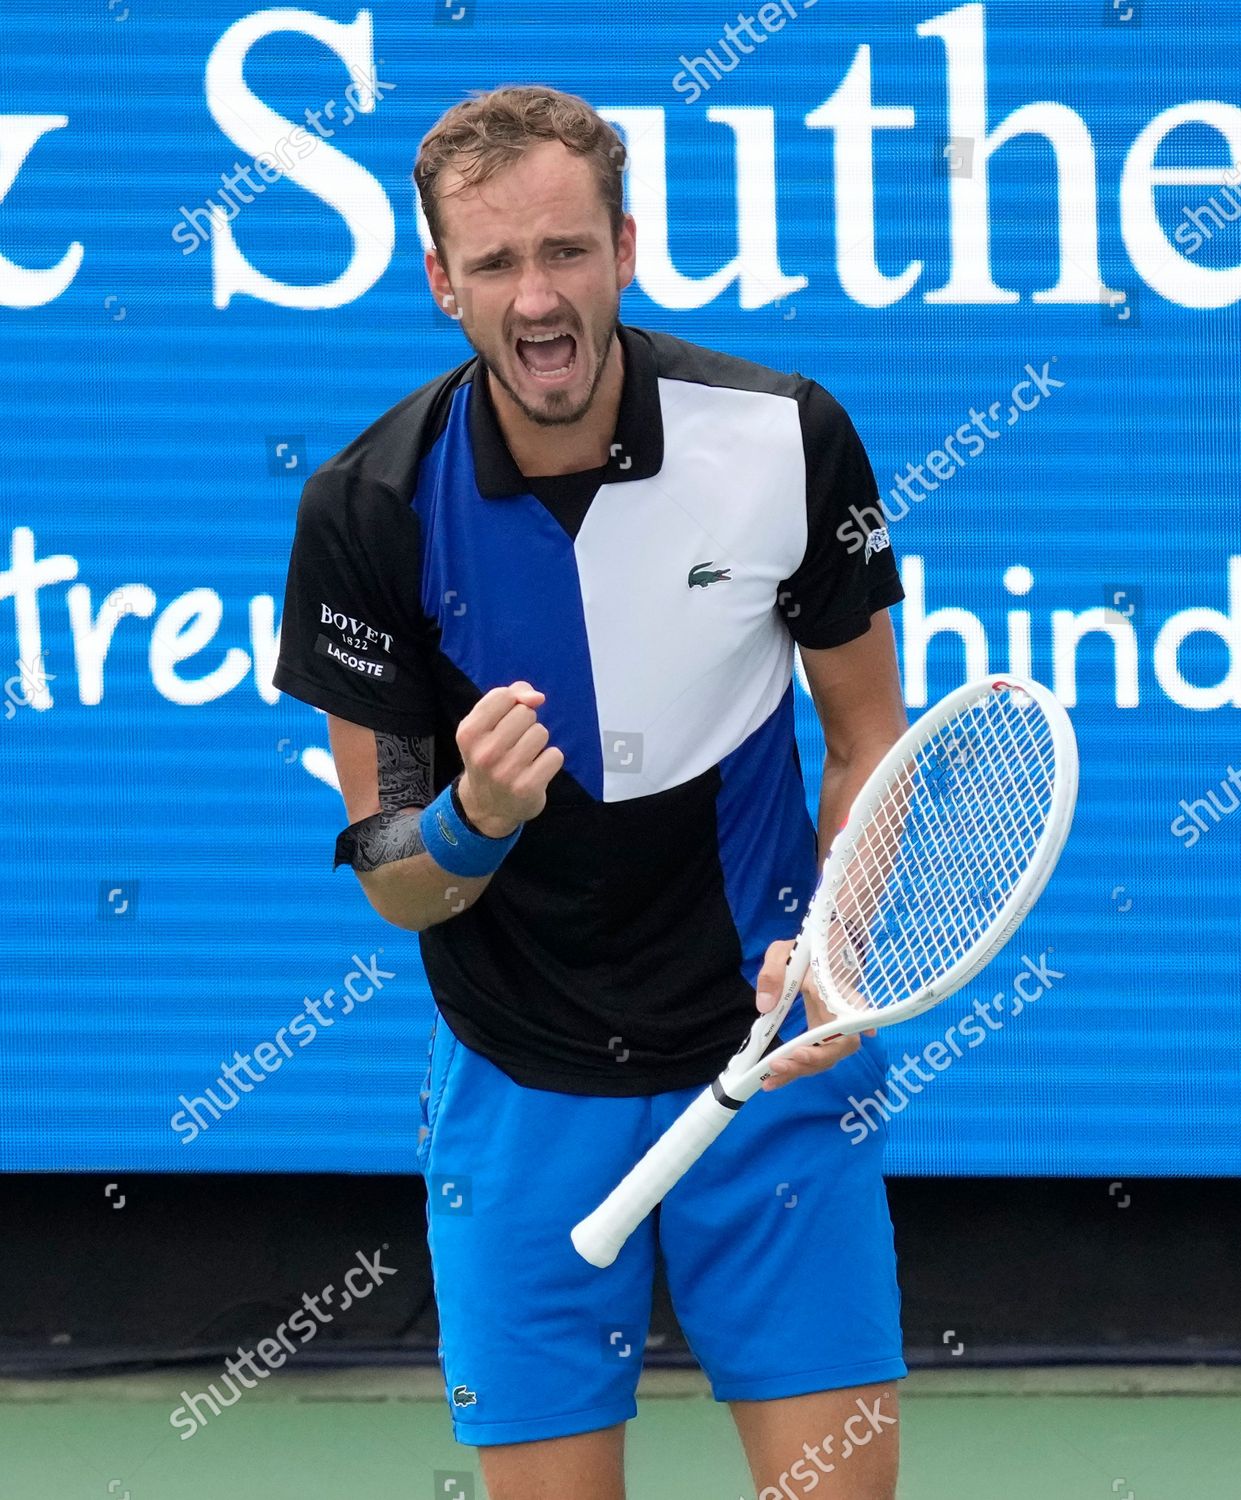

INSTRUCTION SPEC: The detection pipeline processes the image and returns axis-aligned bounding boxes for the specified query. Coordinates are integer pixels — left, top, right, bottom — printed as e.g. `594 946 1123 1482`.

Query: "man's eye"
555 247 584 259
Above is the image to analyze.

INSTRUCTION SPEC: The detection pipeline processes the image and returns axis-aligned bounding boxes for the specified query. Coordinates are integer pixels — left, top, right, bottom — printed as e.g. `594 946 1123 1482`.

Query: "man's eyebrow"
461 232 601 270
460 248 506 271
541 232 599 249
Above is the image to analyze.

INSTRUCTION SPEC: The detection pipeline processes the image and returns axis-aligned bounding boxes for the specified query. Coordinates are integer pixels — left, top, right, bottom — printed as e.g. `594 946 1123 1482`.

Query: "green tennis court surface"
5 1366 1237 1499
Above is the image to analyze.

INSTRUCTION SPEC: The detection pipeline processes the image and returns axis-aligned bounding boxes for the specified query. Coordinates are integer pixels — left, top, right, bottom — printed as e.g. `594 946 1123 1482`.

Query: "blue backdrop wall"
2 0 1237 1171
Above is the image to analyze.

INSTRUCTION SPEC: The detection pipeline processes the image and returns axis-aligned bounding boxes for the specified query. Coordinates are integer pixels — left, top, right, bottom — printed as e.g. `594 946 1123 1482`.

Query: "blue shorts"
416 1005 906 1446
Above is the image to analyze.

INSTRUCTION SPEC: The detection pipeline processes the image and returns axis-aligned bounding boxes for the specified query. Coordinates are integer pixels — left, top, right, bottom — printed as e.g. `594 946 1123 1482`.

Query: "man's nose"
512 265 560 323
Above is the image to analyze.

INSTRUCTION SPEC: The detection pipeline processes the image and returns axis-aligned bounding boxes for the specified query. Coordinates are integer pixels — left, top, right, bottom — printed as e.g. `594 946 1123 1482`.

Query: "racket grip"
570 1085 737 1268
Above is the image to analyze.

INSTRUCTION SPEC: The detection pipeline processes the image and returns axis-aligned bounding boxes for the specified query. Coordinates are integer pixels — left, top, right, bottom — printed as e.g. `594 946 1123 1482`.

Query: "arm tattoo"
335 810 428 873
375 732 434 812
334 732 435 872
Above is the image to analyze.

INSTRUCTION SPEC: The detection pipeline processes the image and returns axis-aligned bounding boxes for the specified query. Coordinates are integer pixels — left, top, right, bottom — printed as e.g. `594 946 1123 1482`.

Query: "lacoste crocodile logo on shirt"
688 560 732 588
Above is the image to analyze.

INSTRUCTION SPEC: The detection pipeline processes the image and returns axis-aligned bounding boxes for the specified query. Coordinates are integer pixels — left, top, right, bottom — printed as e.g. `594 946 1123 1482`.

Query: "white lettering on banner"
150 589 252 705
804 47 921 309
5 5 1241 309
1121 100 1241 310
790 554 1241 713
0 116 84 307
4 530 1240 716
249 595 281 707
0 527 77 710
895 555 1149 710
598 106 806 310
916 2 1113 306
1151 556 1241 711
67 583 157 706
200 7 394 310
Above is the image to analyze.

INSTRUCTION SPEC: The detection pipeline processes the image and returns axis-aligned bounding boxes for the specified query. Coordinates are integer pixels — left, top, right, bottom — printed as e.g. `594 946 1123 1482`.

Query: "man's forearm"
359 837 494 932
336 727 521 930
816 736 902 865
336 808 493 932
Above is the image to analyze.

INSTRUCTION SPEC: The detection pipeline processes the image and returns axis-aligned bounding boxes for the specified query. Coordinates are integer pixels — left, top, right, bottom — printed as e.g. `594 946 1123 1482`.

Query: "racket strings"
913 700 1052 924
817 688 1059 1011
897 696 1055 969
873 695 1053 993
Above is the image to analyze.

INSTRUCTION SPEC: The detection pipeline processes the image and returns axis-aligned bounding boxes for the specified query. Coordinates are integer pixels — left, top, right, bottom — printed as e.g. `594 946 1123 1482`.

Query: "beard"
465 300 620 428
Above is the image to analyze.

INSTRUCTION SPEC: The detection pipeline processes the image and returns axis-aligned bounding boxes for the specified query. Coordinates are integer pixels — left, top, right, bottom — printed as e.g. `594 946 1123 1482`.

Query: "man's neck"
487 332 624 479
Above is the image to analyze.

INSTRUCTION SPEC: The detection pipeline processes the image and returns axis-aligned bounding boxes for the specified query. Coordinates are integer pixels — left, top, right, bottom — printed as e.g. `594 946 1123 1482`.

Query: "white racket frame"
571 674 1078 1268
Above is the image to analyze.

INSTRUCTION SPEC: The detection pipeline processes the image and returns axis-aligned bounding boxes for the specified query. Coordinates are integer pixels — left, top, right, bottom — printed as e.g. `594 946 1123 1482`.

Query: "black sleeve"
272 464 437 735
776 380 905 650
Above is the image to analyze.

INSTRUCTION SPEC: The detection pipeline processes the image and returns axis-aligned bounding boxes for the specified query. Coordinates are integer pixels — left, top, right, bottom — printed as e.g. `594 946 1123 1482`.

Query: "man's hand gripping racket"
571 675 1079 1268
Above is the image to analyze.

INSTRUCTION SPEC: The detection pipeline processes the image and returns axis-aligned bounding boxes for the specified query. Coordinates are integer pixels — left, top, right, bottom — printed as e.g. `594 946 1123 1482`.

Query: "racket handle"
571 1085 737 1268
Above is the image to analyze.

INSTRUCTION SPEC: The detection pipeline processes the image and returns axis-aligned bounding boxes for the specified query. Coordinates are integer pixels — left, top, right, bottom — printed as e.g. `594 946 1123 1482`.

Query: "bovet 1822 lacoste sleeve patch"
314 633 397 682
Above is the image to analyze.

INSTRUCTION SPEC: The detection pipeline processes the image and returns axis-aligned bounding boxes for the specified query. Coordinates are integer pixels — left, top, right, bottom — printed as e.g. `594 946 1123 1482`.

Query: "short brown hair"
414 85 627 251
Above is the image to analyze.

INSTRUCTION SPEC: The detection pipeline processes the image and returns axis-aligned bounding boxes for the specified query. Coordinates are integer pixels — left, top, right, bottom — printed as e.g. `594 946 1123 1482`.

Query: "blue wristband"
421 780 522 877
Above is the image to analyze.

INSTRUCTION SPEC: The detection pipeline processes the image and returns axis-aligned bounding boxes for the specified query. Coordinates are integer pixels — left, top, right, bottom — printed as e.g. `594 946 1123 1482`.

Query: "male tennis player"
274 85 907 1500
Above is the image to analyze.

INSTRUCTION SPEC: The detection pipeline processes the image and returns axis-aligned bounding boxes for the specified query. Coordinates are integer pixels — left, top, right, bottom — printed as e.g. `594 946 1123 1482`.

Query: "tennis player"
274 85 908 1500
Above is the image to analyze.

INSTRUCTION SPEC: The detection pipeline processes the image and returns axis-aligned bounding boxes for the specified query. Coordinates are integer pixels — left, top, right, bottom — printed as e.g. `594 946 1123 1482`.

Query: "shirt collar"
468 322 664 499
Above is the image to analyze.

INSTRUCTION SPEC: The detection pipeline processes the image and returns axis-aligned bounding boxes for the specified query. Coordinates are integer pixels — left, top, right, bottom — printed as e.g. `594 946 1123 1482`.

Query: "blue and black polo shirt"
273 322 903 1095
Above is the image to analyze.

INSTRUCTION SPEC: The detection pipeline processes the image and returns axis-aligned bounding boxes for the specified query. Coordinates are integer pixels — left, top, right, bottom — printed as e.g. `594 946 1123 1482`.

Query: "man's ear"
615 213 637 294
425 250 458 318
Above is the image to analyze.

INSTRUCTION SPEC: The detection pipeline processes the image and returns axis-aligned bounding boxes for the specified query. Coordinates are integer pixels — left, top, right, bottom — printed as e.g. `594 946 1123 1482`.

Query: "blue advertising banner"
1 0 1237 1170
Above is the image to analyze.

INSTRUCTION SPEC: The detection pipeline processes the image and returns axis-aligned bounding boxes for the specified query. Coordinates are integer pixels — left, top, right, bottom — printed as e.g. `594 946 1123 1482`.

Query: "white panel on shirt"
574 379 808 802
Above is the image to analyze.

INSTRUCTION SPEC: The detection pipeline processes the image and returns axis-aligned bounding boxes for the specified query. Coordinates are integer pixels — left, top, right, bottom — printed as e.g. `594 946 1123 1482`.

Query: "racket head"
807 675 1078 1028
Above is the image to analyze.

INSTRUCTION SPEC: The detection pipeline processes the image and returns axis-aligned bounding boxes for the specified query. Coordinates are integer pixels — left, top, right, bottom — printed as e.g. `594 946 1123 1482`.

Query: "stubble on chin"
480 317 620 428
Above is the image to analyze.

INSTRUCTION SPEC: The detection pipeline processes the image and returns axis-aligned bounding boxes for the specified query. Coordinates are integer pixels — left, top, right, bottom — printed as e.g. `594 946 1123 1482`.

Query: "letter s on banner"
202 9 394 310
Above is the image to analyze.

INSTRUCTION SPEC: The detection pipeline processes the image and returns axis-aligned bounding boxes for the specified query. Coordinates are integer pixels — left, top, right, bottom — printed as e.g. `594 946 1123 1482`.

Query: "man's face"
427 140 635 427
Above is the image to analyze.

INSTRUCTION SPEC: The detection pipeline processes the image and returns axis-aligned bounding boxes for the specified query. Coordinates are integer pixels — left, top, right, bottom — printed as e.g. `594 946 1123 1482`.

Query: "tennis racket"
571 673 1079 1268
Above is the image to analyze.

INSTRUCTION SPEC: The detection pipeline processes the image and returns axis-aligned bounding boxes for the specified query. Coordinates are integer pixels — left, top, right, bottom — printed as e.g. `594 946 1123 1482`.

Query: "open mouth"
515 331 578 381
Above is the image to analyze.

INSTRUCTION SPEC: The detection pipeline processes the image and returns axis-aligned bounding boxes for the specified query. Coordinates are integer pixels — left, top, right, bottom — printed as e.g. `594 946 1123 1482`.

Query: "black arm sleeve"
777 381 904 650
272 464 437 735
